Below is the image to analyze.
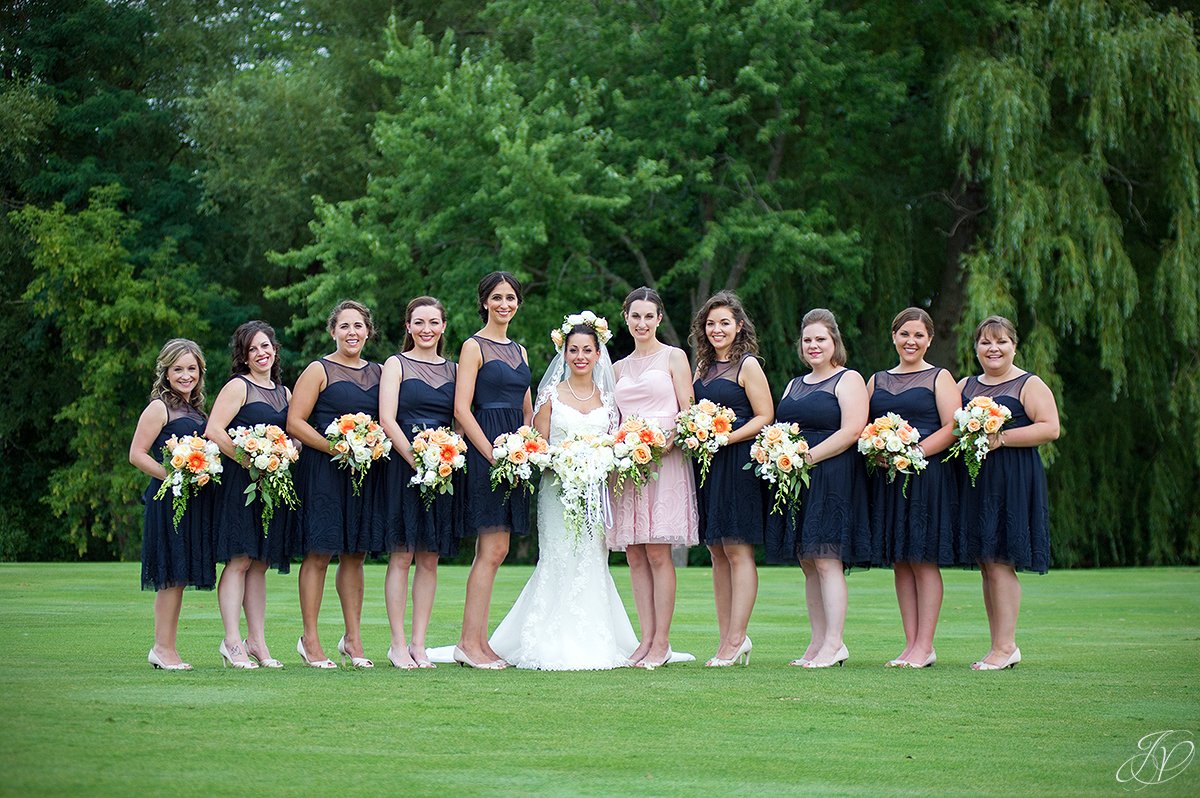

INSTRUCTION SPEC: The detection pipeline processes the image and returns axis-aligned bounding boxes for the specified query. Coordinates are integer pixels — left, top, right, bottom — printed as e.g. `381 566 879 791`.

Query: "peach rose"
776 454 794 472
696 399 717 415
372 444 385 459
430 429 451 446
196 473 211 487
966 418 982 433
243 437 260 453
266 456 280 472
696 428 709 441
894 456 911 471
170 453 186 469
510 449 528 464
632 444 653 465
189 436 206 451
334 441 350 454
754 447 769 464
983 417 1003 434
764 426 784 444
624 418 646 433
438 463 453 478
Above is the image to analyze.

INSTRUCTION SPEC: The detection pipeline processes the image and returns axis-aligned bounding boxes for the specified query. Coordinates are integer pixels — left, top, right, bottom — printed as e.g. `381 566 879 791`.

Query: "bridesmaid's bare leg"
707 544 732 660
298 553 331 660
459 531 509 663
644 543 676 662
893 562 917 663
625 544 654 663
799 559 825 661
715 542 756 660
335 553 367 658
152 586 186 665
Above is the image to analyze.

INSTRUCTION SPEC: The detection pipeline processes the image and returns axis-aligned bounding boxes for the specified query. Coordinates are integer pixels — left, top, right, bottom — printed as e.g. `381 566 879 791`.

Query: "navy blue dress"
141 401 216 591
212 376 294 572
379 354 460 557
292 359 385 556
766 370 871 566
868 368 958 566
462 336 531 537
693 356 766 546
959 373 1050 574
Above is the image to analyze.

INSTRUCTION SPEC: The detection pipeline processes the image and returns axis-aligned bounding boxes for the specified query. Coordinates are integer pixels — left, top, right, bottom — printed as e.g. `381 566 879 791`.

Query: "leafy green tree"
12 186 214 557
941 0 1200 564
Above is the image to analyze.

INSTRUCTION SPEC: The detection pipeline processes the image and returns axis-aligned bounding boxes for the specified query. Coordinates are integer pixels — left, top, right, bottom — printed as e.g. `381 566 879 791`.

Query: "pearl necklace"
566 379 596 402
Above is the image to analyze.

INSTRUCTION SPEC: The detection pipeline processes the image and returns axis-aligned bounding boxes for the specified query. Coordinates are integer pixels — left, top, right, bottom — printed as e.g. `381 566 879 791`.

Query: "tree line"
1 0 1197 566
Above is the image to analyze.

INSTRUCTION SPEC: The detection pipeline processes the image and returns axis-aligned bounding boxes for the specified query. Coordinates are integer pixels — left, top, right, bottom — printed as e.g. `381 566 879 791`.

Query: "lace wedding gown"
489 394 639 670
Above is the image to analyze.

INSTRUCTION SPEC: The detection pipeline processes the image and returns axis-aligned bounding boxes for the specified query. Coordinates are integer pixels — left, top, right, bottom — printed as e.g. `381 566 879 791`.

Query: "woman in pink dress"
609 287 699 669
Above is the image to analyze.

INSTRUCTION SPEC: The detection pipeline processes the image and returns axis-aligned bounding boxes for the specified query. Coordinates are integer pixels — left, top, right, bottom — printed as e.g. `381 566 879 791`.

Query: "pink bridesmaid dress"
609 347 699 550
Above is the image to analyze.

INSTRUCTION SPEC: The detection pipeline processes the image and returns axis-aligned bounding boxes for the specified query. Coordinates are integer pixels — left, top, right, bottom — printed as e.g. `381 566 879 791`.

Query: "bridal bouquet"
611 416 668 496
675 399 737 488
549 432 617 542
857 413 928 497
324 412 392 495
745 422 813 520
946 396 1013 487
228 423 300 530
408 426 468 508
490 426 552 499
154 434 224 531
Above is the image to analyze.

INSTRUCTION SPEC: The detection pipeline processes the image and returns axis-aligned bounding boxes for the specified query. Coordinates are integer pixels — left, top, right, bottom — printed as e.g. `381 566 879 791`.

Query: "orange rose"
711 416 732 435
372 444 385 459
632 444 653 465
687 421 699 433
898 427 915 444
438 463 453 478
696 428 709 441
863 424 877 438
338 418 356 434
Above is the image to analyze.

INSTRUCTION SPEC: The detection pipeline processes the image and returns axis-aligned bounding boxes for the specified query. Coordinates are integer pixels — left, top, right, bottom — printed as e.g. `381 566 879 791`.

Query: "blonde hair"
798 308 847 368
151 338 207 413
974 314 1019 346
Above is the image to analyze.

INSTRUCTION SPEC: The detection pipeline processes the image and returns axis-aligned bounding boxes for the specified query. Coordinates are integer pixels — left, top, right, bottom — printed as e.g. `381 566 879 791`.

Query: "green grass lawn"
1 563 1197 797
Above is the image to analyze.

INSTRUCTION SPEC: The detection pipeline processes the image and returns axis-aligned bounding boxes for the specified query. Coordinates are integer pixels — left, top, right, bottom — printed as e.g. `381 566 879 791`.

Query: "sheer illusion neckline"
239 374 278 391
399 352 447 366
802 367 846 385
886 366 937 376
976 370 1027 386
474 335 517 346
321 356 369 371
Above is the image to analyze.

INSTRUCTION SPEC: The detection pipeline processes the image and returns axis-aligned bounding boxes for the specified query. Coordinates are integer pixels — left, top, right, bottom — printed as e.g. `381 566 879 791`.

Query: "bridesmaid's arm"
287 361 331 452
205 378 248 462
729 357 774 445
807 369 869 465
995 375 1061 448
663 347 695 452
379 355 416 468
129 401 169 481
521 345 533 427
454 337 496 464
918 368 961 457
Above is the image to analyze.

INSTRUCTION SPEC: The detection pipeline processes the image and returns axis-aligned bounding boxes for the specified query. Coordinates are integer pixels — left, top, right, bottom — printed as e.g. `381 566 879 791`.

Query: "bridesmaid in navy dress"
766 309 869 668
453 272 532 669
378 296 460 669
958 315 1059 670
866 308 960 669
205 321 293 670
287 300 384 669
129 338 215 670
689 291 773 667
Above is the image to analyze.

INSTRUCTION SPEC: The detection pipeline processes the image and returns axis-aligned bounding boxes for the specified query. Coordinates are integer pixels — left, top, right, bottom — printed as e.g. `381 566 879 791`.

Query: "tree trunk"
929 161 983 370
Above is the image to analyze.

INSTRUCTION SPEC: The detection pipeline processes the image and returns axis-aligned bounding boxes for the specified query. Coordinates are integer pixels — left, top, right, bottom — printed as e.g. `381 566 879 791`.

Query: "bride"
488 313 639 670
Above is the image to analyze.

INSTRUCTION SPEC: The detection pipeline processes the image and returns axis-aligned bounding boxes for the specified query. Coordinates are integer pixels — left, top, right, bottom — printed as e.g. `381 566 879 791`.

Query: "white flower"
254 454 270 470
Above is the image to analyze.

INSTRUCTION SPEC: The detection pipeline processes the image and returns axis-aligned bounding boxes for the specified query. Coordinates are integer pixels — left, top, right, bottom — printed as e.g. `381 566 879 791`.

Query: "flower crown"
550 310 612 350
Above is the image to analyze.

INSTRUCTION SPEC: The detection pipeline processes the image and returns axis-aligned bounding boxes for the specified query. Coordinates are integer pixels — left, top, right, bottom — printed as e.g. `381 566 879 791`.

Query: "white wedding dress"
488 393 639 670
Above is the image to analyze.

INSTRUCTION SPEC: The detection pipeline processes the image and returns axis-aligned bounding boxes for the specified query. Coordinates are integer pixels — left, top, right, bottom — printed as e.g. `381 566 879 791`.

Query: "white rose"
567 314 584 326
254 454 270 470
885 436 903 452
581 310 597 323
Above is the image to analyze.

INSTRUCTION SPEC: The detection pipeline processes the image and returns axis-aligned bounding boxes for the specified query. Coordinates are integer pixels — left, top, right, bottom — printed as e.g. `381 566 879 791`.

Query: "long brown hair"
689 291 759 378
150 338 207 414
401 296 448 356
477 271 524 322
229 320 282 383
